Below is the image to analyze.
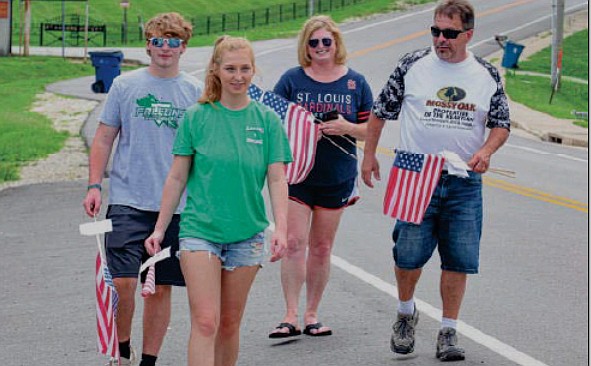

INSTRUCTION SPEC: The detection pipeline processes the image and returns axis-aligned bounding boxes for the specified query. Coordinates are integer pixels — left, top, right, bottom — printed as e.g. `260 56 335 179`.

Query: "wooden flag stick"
489 167 516 178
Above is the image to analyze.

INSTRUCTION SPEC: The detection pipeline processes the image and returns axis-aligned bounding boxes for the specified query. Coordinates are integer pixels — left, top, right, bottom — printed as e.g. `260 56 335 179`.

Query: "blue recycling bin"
89 50 124 93
501 41 525 69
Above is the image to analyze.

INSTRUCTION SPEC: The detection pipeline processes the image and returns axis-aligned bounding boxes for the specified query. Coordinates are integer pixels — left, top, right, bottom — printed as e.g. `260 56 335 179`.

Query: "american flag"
96 253 119 359
249 84 319 184
383 150 445 224
141 265 156 298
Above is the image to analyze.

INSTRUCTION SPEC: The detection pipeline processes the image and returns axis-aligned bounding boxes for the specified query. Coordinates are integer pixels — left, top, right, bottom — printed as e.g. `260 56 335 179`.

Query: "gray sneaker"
436 327 465 361
390 307 419 354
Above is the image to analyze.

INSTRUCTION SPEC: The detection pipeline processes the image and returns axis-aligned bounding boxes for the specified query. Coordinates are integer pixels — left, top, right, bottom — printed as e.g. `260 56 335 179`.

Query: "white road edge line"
329 254 550 366
469 2 588 49
505 143 588 163
267 220 548 365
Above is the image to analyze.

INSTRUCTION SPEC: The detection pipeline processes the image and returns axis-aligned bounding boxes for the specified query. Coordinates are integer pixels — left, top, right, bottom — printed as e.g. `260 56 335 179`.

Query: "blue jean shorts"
179 232 265 271
392 171 483 274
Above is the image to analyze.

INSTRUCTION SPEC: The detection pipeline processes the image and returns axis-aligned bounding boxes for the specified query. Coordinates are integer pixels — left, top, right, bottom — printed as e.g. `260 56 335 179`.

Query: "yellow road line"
483 177 588 213
348 0 537 60
477 0 536 18
349 30 428 58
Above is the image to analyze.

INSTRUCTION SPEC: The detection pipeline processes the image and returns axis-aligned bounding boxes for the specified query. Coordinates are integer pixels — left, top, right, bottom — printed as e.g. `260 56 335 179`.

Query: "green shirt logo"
135 94 186 129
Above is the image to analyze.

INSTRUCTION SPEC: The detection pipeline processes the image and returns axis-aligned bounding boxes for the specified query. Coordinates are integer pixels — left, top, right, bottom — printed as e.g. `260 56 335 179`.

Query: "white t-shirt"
373 47 510 162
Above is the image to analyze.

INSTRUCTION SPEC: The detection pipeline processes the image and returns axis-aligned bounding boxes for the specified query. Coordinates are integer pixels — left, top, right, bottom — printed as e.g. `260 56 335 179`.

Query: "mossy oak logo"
436 87 466 102
135 94 185 129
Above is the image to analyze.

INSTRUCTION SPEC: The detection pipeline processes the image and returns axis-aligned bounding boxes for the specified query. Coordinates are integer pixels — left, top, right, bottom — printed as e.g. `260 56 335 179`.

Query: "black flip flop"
303 322 333 337
269 322 302 338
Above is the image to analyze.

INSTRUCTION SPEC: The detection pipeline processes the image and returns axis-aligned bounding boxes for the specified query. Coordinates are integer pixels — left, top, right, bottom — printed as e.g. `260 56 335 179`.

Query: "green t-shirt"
173 100 292 243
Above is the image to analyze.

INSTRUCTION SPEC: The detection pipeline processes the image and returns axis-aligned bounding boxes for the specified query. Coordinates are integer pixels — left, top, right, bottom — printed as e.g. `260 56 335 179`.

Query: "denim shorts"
179 232 265 271
289 177 358 209
392 171 483 274
105 205 185 286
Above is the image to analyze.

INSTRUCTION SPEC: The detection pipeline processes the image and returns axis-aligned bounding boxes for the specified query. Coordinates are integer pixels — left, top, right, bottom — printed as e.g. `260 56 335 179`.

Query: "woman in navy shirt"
269 15 373 338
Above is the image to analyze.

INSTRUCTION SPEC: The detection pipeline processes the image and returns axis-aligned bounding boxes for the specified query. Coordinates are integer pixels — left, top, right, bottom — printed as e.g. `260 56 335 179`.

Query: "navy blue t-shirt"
274 67 373 185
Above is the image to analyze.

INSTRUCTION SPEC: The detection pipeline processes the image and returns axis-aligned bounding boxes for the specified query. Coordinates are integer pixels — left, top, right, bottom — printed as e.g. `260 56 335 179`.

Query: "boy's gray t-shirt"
99 68 203 212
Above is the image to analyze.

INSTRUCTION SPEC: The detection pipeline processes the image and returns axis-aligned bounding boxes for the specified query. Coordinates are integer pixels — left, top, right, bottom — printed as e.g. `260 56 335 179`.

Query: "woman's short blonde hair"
297 15 347 67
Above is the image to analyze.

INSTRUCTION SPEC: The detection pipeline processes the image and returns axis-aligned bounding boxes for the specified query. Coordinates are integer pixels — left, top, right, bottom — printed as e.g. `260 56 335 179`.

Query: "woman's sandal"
303 322 333 337
268 322 302 338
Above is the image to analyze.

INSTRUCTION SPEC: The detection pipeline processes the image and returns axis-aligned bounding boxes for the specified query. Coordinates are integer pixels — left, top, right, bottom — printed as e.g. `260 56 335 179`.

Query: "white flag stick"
79 218 113 261
140 247 171 273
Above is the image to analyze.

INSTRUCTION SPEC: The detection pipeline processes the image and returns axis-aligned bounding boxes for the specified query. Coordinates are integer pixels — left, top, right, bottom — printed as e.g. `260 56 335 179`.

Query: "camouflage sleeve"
475 56 511 130
372 47 431 121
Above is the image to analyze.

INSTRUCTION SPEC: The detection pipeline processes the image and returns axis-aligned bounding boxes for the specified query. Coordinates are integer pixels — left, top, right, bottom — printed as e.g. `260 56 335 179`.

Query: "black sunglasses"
430 26 466 39
308 38 333 48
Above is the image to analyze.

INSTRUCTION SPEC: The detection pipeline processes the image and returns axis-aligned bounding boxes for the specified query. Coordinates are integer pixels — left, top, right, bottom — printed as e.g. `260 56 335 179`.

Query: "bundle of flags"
248 84 320 184
383 150 445 224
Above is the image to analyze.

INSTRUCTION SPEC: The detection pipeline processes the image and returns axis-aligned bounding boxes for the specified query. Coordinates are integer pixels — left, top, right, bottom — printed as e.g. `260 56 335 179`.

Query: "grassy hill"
17 0 275 24
12 0 431 46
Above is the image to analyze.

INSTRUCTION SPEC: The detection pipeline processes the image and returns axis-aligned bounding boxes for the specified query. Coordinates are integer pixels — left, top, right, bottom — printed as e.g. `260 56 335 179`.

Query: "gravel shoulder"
0 93 97 192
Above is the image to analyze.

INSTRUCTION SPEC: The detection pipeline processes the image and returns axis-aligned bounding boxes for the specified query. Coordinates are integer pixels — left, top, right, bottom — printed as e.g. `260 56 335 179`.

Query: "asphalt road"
0 0 588 365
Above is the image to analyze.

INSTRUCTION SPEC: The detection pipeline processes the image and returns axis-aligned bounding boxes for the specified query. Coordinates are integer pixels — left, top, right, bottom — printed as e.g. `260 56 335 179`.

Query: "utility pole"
83 0 89 62
0 0 12 56
550 0 565 90
23 0 30 56
120 0 129 44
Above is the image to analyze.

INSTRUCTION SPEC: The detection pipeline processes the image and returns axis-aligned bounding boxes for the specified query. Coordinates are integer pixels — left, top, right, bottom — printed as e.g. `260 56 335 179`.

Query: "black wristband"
87 183 102 191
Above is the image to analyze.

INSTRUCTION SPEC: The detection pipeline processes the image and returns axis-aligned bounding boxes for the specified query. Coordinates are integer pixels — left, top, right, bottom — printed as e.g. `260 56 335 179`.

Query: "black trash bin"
89 50 124 93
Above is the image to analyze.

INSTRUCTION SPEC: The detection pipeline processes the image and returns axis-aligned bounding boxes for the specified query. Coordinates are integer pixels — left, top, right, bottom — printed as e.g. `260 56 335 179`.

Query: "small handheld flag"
383 150 445 224
80 219 119 360
141 265 156 298
249 84 320 184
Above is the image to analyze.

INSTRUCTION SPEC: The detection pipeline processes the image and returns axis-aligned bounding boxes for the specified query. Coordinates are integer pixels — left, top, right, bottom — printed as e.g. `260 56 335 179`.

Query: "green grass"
12 0 432 47
517 29 588 80
0 56 95 183
505 29 589 128
505 73 588 126
15 0 288 24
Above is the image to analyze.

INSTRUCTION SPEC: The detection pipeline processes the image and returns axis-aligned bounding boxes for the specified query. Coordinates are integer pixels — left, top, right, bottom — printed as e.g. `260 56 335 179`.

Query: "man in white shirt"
361 0 510 361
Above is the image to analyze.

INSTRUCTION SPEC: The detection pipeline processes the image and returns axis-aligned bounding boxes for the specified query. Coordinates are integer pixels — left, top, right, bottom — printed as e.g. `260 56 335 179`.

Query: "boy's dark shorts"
288 177 358 210
105 204 185 286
